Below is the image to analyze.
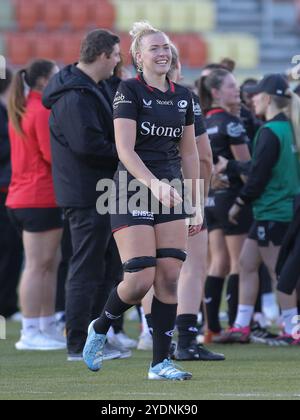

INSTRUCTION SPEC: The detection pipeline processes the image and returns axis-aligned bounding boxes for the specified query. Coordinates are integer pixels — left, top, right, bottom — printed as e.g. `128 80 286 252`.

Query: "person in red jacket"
6 59 65 351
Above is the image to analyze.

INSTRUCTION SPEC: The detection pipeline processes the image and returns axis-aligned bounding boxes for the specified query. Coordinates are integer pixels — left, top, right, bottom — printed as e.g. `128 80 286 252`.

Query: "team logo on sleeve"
113 91 132 109
143 99 153 109
193 101 202 117
226 122 245 138
178 100 188 113
178 100 188 109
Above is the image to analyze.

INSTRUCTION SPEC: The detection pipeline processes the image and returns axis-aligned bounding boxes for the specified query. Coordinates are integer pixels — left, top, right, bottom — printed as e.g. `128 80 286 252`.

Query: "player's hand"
188 225 202 237
211 173 230 190
228 203 241 225
189 210 203 237
215 156 229 175
151 181 183 208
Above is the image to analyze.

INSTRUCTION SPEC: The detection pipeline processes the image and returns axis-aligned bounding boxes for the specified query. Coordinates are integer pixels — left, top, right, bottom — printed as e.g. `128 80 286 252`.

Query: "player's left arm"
179 124 202 234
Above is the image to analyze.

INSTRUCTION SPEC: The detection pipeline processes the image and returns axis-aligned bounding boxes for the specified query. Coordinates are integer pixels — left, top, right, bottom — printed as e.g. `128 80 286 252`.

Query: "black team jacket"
43 64 118 208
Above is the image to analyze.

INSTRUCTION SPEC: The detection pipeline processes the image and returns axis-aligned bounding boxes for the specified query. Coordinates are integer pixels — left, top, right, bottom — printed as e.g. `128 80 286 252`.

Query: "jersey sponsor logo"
141 121 184 138
143 99 153 108
226 122 245 138
156 99 174 106
113 91 132 109
132 210 154 220
207 126 219 136
193 101 202 117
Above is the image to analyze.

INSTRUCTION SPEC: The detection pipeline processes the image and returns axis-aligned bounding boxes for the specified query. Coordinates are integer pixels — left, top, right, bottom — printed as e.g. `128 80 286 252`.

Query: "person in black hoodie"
0 69 23 318
43 29 121 360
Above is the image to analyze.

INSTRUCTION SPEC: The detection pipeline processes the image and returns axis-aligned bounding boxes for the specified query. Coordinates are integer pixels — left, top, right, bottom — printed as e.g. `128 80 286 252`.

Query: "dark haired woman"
6 60 65 351
199 69 252 342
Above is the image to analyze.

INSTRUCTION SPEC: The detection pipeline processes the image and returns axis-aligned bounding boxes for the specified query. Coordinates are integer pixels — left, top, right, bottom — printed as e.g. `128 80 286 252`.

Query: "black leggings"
277 232 300 295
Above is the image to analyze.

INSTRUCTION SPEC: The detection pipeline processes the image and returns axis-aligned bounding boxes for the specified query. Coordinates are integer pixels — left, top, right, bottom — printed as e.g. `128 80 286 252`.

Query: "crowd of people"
0 21 300 381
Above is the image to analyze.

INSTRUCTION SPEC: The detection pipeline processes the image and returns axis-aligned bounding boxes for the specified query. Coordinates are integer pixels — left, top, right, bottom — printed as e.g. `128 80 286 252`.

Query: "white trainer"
15 331 66 351
137 332 153 351
109 332 137 349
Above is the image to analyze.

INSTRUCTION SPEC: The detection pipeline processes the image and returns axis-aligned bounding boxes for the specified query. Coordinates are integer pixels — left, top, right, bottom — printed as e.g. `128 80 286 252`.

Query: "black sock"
205 276 225 333
145 313 153 336
226 274 239 327
177 314 198 348
93 288 133 335
151 296 177 366
136 304 142 323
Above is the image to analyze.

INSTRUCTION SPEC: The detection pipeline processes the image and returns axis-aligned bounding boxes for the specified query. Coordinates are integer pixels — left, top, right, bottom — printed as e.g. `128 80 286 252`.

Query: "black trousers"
277 197 300 295
55 217 72 313
64 207 112 354
277 232 300 295
0 193 23 317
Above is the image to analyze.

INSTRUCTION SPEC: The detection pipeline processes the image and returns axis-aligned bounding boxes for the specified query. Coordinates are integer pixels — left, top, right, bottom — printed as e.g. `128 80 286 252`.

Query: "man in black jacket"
0 69 23 318
43 30 121 360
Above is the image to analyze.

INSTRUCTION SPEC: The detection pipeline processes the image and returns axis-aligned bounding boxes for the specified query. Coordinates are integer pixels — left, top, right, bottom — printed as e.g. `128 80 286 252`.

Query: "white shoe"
15 331 66 351
137 332 153 351
109 332 137 349
43 331 66 344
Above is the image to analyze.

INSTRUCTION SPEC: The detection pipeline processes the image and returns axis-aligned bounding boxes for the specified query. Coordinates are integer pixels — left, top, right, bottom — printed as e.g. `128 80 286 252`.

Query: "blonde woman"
83 22 202 380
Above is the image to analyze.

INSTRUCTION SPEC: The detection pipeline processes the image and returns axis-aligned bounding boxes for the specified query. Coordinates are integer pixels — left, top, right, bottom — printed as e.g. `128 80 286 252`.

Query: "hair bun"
130 21 156 38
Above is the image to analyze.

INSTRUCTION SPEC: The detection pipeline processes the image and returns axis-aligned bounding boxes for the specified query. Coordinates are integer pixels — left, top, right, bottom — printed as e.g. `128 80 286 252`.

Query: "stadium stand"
0 0 298 73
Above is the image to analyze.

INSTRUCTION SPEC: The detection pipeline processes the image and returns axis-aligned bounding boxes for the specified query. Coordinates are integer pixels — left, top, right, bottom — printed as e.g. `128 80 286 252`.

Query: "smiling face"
136 32 172 76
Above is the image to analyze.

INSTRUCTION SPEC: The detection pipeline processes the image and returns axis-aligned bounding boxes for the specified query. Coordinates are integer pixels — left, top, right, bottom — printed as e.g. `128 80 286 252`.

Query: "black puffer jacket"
43 65 118 208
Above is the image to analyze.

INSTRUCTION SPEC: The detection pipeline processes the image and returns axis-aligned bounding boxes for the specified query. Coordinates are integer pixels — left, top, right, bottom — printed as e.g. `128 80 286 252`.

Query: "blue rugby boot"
83 320 107 372
148 358 192 381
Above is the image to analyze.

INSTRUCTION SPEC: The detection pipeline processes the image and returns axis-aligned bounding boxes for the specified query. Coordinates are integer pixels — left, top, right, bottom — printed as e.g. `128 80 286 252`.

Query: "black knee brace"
157 248 187 262
123 256 157 273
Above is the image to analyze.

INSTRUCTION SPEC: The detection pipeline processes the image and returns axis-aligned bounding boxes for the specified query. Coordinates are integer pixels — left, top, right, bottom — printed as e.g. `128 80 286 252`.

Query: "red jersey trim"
206 108 225 117
136 74 175 93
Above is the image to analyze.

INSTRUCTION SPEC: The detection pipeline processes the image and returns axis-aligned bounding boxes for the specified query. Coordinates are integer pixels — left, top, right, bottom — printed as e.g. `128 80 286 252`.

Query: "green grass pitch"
0 321 300 401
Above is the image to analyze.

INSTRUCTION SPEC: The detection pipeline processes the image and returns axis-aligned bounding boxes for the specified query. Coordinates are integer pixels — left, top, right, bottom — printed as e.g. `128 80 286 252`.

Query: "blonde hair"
129 21 166 70
284 88 300 155
169 43 179 72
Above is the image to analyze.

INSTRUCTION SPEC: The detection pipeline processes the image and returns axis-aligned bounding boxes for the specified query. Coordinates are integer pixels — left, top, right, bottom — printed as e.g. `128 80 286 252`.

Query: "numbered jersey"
113 75 194 180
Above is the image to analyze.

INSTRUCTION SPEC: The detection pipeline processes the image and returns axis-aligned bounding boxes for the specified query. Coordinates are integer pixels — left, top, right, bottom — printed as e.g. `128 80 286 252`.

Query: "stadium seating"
231 34 259 69
59 32 85 64
5 32 34 65
165 0 216 33
90 0 116 29
43 0 67 30
33 33 61 61
118 33 133 66
66 0 90 30
113 0 143 32
204 33 259 69
14 0 42 30
3 0 265 71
